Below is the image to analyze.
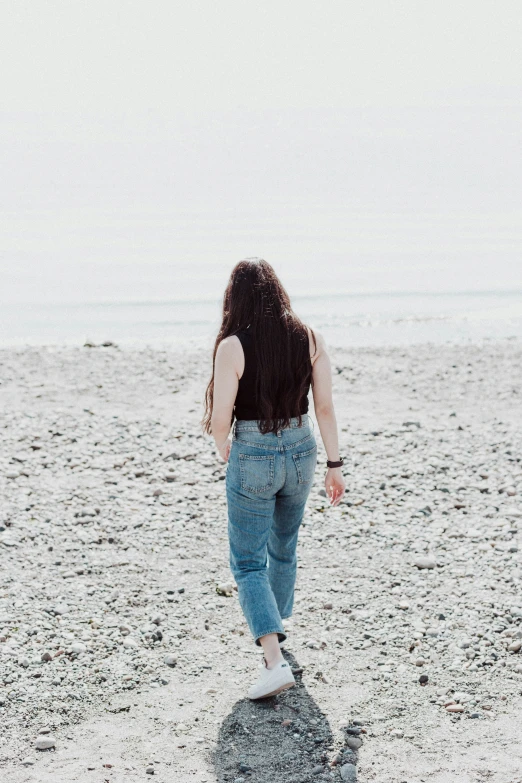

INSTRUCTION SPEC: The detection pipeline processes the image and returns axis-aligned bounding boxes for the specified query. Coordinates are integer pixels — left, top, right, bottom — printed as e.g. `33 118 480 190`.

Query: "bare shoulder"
305 326 326 366
215 335 244 376
216 335 242 360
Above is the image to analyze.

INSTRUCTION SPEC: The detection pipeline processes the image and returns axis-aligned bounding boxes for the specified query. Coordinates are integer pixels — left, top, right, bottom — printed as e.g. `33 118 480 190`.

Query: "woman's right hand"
218 437 232 463
325 467 345 506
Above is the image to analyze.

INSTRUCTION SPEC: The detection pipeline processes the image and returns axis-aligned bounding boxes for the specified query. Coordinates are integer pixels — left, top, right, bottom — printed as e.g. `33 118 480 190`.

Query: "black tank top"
234 328 310 421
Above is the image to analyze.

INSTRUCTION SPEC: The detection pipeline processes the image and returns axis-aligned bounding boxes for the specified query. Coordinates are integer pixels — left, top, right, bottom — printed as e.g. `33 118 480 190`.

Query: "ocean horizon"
2 288 521 349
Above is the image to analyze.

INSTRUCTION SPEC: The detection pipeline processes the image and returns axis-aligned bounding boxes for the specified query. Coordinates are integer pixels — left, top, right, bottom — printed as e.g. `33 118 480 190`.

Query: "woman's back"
234 327 311 422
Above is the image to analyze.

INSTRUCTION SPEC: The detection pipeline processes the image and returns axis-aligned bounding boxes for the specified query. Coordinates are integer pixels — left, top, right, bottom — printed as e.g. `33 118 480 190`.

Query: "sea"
2 288 521 350
2 105 522 350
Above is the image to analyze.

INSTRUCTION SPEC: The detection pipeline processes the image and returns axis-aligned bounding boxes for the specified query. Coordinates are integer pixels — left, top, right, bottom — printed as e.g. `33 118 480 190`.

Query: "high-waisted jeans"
225 415 317 646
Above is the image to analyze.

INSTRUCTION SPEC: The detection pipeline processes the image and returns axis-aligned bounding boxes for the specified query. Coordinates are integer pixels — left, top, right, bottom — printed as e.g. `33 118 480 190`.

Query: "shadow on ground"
211 650 358 782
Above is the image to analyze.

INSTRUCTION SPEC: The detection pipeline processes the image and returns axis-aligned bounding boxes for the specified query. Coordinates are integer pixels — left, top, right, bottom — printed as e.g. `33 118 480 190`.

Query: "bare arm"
309 330 345 506
210 336 243 461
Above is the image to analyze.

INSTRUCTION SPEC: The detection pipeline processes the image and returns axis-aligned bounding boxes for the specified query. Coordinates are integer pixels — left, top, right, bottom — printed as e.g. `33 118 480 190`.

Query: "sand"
1 339 521 782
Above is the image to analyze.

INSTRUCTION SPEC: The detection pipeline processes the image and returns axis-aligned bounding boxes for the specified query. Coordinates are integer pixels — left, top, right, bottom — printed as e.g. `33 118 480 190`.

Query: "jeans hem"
254 628 287 647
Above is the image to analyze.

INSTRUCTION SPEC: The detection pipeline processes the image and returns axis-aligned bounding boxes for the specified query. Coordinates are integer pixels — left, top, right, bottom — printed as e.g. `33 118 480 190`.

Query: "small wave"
316 314 453 328
390 314 452 324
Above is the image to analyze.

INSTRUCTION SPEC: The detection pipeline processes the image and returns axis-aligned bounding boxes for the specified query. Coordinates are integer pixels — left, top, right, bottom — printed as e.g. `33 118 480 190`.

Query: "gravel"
0 341 521 781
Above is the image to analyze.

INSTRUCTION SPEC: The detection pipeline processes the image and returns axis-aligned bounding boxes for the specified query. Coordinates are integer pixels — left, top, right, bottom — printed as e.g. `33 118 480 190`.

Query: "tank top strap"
236 329 250 346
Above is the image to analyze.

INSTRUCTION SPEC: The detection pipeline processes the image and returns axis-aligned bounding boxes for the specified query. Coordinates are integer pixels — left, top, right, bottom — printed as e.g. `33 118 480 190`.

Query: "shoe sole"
249 680 295 700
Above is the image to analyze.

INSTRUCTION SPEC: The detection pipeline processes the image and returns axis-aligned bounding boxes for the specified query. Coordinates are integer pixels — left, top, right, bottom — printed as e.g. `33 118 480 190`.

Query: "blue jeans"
226 415 317 646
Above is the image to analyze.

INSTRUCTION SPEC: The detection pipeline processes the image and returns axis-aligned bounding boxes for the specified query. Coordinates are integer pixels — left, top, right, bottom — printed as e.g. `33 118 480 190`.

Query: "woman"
203 259 345 699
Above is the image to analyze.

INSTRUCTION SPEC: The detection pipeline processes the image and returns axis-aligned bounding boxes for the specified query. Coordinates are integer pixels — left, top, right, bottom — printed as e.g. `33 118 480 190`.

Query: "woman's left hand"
217 437 232 462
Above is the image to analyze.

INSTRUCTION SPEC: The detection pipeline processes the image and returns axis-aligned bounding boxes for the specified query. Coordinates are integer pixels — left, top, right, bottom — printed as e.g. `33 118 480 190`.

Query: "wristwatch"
326 457 344 468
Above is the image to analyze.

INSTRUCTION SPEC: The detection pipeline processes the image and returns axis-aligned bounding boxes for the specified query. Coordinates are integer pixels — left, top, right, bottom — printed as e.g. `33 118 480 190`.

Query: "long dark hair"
202 258 316 435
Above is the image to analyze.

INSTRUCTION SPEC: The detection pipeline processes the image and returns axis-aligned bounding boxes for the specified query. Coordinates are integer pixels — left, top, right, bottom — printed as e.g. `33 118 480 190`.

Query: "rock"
391 729 404 738
312 765 324 775
345 736 363 751
71 642 87 654
35 735 56 750
146 765 155 775
419 674 429 685
164 654 177 667
453 691 471 703
6 471 19 479
508 640 522 653
445 704 465 713
123 637 139 648
76 507 97 518
466 528 481 538
340 762 357 781
163 451 181 461
41 651 53 662
216 582 234 596
21 757 35 766
414 556 437 569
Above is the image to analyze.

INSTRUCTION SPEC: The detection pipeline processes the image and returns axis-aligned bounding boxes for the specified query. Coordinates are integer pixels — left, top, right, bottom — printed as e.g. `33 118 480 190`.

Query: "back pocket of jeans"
239 453 275 494
292 444 317 484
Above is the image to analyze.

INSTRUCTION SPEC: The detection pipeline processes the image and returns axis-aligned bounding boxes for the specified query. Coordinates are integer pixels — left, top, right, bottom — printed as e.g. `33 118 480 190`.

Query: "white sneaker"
248 657 295 700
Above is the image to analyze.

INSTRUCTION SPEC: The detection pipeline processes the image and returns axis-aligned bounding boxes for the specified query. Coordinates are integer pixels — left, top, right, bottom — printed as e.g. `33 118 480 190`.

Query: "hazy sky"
1 1 521 303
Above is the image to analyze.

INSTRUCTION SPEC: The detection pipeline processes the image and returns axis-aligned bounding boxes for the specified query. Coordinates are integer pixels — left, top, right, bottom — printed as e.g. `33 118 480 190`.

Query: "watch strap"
326 457 344 468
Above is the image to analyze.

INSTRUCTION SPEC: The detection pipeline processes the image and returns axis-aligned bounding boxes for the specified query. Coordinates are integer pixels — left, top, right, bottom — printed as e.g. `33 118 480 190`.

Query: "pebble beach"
1 339 522 782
